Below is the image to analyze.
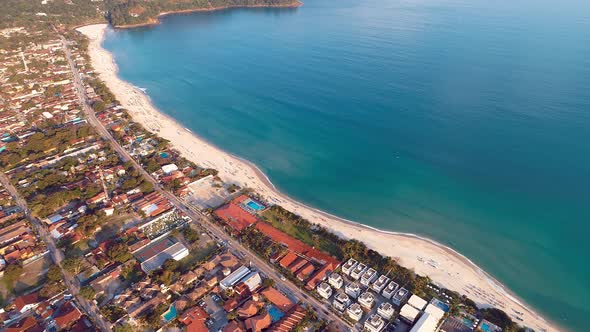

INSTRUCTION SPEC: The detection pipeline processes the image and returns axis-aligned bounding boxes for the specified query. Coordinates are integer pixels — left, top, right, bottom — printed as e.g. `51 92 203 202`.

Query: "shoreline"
77 23 563 332
112 2 303 29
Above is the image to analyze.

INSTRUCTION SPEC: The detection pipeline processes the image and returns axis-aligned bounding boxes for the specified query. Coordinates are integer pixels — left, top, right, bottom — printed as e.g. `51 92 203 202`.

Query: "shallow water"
103 0 590 329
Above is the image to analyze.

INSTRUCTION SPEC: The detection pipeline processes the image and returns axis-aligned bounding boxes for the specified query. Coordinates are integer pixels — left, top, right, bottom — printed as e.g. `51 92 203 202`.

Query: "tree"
2 264 23 291
182 226 199 244
39 281 63 298
61 256 85 275
79 286 96 300
47 265 63 283
106 243 132 263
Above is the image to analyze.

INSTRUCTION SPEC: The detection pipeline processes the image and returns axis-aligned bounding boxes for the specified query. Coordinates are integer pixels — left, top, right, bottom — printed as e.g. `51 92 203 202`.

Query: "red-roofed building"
179 306 209 332
278 252 298 269
245 312 272 332
14 291 42 313
214 196 259 233
268 305 307 332
255 222 340 268
305 263 334 290
53 301 82 330
260 287 294 312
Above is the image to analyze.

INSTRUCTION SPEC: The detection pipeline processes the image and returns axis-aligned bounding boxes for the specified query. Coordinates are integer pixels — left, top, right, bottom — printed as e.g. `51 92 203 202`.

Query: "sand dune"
77 23 560 332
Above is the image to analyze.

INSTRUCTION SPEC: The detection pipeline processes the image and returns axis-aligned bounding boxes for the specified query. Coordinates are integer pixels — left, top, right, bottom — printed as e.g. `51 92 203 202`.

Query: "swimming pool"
246 200 265 211
162 304 177 322
268 305 284 322
160 152 170 158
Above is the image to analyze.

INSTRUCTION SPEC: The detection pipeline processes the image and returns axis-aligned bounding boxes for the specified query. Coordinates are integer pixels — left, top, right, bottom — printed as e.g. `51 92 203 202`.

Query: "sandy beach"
78 23 561 332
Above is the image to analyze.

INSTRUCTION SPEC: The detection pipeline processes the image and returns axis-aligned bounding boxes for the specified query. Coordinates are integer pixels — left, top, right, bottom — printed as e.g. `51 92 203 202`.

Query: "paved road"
0 173 112 332
60 37 353 331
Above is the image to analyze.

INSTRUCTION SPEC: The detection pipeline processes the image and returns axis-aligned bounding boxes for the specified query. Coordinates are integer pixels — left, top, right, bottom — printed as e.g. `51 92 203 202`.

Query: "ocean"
102 0 590 329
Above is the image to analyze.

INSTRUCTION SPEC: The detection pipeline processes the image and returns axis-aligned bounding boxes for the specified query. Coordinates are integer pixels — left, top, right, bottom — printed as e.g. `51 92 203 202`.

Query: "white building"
341 258 358 275
346 303 363 322
408 294 428 311
345 282 361 298
360 268 378 286
328 273 344 289
364 314 386 332
409 312 440 332
377 302 395 320
350 263 367 280
382 280 399 299
358 291 375 309
220 265 251 290
400 304 421 323
161 163 178 175
241 271 262 292
409 303 446 332
372 275 390 293
392 287 409 305
317 282 333 300
332 292 351 311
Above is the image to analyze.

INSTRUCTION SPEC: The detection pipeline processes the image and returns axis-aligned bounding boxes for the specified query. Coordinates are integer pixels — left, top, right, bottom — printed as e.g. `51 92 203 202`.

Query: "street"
59 37 352 331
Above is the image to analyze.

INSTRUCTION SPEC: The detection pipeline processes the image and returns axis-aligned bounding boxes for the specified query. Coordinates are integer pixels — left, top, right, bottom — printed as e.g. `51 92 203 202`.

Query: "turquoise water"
268 305 285 322
246 200 265 211
162 304 177 322
103 0 590 330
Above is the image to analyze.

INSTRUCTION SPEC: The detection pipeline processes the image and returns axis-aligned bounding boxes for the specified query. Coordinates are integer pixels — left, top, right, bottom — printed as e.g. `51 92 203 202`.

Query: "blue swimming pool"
480 323 491 332
160 152 170 158
268 305 284 323
162 305 177 322
246 200 265 211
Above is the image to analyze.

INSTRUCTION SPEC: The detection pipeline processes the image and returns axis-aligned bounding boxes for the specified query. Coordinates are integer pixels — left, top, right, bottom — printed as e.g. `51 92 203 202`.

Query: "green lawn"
261 209 343 259
179 242 217 272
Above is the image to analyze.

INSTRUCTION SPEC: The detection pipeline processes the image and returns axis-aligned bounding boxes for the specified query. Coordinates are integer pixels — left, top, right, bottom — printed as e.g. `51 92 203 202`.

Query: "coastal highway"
61 36 353 331
0 173 113 332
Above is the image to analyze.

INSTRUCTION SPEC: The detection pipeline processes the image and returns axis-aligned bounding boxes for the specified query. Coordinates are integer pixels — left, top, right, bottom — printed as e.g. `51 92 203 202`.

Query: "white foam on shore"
77 23 562 332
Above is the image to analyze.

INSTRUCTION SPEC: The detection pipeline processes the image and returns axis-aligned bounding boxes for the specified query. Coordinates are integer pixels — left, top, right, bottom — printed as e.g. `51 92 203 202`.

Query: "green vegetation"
107 0 300 27
262 205 343 259
79 285 96 300
100 305 127 323
1 264 23 292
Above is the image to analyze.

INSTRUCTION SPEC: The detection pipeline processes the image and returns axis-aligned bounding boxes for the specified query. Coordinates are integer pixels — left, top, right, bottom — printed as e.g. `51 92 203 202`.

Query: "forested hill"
107 0 302 27
0 0 300 31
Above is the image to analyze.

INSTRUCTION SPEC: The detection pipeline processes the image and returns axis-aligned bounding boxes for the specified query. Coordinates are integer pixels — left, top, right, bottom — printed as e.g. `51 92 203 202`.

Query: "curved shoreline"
112 1 303 29
77 23 563 332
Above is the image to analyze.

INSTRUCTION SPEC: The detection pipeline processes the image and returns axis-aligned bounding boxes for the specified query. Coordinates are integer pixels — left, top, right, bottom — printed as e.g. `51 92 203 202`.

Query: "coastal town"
0 2 560 332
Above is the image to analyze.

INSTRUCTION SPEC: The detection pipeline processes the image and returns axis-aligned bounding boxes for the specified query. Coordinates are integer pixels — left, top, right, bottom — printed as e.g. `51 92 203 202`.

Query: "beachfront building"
364 314 386 332
346 303 363 322
328 272 344 289
382 280 399 299
341 258 358 276
409 303 446 332
360 268 378 286
372 275 390 293
350 263 367 280
400 304 421 323
332 292 351 311
220 265 250 290
317 282 333 300
392 287 409 306
377 302 395 320
345 282 361 299
408 294 428 311
358 291 375 309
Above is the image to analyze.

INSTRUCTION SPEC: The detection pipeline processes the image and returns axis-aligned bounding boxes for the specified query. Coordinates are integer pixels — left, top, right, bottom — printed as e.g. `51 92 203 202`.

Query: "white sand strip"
77 23 561 332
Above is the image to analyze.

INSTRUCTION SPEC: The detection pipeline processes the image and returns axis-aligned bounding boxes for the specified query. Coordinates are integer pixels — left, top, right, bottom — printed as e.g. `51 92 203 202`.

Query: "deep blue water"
103 0 590 330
